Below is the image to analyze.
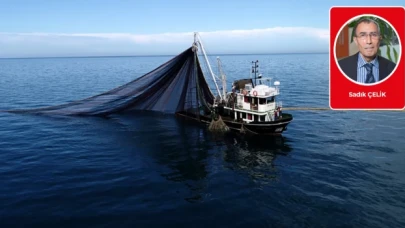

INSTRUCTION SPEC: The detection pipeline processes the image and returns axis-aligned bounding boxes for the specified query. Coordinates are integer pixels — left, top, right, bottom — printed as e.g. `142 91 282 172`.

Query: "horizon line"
0 52 329 60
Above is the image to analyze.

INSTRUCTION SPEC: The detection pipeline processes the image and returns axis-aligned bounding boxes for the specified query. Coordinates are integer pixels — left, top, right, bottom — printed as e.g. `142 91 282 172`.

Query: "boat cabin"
223 78 283 123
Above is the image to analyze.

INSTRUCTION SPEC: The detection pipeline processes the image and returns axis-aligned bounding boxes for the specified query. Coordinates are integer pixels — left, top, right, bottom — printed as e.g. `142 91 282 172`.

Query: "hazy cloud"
0 27 329 57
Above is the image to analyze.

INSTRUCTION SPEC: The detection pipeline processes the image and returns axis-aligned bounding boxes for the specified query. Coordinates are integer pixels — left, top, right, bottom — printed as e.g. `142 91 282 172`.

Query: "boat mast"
194 32 222 101
217 57 226 100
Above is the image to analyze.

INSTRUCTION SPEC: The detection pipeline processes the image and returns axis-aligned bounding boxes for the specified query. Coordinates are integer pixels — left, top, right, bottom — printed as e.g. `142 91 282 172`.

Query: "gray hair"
353 18 381 36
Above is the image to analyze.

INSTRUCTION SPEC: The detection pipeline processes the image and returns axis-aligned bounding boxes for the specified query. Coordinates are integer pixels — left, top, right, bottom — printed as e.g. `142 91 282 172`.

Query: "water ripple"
0 54 404 227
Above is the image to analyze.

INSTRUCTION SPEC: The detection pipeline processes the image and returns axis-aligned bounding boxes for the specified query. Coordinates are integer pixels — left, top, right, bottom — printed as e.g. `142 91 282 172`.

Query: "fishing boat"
6 32 293 136
175 33 293 135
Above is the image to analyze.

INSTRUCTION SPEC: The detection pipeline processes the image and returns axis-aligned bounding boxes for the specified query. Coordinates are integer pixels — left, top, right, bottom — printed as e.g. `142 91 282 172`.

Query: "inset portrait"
335 15 401 85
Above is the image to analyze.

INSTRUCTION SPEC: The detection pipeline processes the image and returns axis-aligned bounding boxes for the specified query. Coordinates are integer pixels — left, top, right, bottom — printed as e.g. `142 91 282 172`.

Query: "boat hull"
175 111 293 135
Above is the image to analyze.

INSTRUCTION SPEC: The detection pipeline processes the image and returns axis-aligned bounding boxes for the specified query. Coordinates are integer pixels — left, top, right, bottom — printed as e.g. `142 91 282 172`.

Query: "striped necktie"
364 63 375 83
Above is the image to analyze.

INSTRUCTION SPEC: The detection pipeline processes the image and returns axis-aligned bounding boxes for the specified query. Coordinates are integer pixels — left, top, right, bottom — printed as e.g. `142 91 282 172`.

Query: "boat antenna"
252 60 259 86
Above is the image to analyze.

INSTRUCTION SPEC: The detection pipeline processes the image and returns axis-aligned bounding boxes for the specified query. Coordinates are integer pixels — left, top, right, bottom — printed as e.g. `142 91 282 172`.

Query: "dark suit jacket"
337 52 396 82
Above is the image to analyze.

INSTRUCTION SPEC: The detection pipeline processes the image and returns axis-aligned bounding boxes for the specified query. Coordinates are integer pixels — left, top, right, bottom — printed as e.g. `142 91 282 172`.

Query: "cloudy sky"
0 0 403 58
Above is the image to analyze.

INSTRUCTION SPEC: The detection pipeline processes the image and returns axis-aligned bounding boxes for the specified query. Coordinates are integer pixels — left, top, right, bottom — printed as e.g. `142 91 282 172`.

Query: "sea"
0 53 404 228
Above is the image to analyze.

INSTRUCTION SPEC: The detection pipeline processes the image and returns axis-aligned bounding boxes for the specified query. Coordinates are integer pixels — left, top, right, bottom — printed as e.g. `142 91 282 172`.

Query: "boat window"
244 96 249 102
259 98 266 105
267 96 275 103
260 115 265 121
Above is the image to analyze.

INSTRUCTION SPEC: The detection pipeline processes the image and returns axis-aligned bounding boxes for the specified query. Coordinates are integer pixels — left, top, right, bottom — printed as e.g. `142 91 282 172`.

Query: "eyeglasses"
355 32 381 40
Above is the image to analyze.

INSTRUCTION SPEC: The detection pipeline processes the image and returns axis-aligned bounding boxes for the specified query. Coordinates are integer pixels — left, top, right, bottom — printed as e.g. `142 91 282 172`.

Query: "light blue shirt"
357 54 379 83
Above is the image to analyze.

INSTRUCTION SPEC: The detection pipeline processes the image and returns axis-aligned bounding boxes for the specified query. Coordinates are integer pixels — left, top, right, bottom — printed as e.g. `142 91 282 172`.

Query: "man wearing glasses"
338 18 396 84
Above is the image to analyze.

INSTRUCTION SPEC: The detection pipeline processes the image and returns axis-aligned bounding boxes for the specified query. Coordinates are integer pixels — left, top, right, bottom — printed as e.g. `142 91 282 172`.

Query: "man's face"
354 21 381 61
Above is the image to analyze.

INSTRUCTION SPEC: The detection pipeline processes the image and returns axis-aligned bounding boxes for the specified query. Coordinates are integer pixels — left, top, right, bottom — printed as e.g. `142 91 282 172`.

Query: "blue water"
0 53 404 227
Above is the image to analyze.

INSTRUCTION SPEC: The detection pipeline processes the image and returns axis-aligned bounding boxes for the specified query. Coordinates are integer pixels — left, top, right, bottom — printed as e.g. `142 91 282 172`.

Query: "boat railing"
257 77 272 86
264 91 279 96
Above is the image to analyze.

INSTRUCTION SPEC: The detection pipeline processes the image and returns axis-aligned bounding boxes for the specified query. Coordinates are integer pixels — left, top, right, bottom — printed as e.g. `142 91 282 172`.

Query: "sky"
0 0 404 58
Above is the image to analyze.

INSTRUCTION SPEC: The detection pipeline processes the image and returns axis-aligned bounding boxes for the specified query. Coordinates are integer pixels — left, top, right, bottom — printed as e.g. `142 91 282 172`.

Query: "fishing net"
6 47 215 117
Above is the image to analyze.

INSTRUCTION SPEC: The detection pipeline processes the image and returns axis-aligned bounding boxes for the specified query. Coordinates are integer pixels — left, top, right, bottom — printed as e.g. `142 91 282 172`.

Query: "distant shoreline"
0 52 329 60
